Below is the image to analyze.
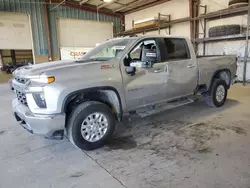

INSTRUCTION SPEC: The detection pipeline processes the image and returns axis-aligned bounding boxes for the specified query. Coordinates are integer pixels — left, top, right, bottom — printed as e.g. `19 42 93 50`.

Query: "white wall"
125 0 190 38
198 40 247 56
200 0 229 13
58 18 113 48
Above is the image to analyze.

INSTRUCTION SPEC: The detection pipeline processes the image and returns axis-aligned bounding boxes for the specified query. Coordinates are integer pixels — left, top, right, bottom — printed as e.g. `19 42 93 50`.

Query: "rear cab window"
163 38 191 61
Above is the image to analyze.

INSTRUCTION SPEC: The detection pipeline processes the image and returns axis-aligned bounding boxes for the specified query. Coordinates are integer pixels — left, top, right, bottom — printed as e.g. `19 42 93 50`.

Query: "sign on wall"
60 47 92 60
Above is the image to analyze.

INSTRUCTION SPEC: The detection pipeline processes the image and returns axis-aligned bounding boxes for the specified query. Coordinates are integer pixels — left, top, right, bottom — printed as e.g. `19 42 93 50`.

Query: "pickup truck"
12 36 237 150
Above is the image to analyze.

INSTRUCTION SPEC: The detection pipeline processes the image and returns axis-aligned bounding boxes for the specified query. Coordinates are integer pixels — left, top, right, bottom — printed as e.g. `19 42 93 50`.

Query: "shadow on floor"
107 99 240 151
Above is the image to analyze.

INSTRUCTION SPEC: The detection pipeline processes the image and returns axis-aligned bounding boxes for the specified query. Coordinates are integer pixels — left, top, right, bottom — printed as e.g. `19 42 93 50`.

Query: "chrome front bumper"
12 99 66 140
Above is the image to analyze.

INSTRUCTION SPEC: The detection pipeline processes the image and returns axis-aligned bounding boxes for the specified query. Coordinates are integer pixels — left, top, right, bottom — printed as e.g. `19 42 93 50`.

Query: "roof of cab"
115 35 187 40
137 35 185 39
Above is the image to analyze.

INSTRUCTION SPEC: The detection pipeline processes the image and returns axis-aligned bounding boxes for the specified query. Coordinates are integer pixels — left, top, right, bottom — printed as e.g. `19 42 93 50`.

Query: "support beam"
11 50 16 66
199 6 248 20
64 1 122 17
0 50 3 67
189 0 194 40
243 0 250 85
202 5 207 56
124 0 171 14
120 14 125 32
79 0 89 5
45 0 121 17
98 0 118 9
43 3 52 61
114 0 143 12
49 0 66 11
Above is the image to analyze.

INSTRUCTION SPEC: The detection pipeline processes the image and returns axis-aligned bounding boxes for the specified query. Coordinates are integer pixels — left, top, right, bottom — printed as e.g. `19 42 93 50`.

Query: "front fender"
60 86 125 115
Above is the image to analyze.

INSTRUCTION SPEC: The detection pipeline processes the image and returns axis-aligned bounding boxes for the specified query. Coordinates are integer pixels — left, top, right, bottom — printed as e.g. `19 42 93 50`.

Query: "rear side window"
163 38 190 61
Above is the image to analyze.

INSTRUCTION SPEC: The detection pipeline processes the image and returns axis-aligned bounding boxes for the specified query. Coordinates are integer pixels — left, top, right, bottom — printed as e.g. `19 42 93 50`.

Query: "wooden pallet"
133 20 165 30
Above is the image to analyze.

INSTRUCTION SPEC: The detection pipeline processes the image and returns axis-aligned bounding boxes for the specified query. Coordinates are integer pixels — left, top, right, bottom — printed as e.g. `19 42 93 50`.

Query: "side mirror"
125 66 136 75
141 49 157 63
130 61 153 68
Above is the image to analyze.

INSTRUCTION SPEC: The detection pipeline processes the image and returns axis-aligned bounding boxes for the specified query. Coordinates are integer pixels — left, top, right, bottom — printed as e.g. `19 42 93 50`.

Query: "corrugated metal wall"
0 0 47 57
48 5 121 59
0 0 121 60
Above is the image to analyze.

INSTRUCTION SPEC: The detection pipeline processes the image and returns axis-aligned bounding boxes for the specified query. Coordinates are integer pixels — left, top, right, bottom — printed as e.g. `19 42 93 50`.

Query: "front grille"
16 90 28 106
15 77 28 84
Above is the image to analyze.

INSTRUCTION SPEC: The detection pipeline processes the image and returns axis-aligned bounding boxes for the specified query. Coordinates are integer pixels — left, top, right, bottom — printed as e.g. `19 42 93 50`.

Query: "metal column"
43 4 52 61
243 0 250 85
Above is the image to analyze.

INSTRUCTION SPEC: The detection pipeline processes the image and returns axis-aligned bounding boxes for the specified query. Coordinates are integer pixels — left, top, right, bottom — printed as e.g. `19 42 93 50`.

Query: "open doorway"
0 49 33 74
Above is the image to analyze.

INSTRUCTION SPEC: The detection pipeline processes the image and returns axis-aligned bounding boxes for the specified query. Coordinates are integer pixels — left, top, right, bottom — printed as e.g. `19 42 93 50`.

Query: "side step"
135 98 196 118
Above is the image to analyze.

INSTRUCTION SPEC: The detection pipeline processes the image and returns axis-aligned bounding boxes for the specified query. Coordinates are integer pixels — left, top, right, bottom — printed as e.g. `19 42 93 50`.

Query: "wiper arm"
75 58 107 63
75 59 94 63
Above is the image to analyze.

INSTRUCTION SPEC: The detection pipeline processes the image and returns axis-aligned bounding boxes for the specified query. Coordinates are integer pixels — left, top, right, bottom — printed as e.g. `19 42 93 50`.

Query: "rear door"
161 38 198 99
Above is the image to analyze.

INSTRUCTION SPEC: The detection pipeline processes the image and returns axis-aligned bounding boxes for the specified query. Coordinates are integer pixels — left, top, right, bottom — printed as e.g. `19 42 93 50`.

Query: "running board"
136 98 196 118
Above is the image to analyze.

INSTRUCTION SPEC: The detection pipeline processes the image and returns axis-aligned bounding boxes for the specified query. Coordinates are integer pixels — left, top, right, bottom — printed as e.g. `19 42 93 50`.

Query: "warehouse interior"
1 0 250 187
1 0 250 82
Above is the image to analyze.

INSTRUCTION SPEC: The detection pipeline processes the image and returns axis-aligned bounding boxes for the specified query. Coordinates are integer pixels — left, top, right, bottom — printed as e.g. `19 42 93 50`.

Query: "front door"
122 38 169 110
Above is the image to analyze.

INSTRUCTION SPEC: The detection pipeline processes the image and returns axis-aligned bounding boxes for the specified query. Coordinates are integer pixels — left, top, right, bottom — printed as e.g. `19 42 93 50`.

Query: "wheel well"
64 89 122 121
211 69 231 89
196 70 231 94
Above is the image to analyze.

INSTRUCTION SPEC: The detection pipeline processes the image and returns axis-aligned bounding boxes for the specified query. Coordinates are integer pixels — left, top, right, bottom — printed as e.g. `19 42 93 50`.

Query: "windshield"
80 38 136 62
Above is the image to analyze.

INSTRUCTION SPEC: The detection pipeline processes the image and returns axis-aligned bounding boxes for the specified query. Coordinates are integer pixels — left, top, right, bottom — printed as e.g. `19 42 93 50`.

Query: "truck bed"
197 55 237 87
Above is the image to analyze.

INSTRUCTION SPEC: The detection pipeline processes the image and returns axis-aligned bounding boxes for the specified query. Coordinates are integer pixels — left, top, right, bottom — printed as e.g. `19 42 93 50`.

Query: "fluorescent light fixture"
103 0 113 2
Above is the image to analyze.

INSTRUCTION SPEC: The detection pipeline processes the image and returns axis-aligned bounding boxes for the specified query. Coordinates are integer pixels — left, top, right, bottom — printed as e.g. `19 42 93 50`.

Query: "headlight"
25 75 55 93
29 75 55 85
33 93 47 108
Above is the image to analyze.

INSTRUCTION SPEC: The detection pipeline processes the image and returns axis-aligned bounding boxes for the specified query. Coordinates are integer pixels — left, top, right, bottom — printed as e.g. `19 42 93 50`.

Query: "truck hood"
13 60 96 78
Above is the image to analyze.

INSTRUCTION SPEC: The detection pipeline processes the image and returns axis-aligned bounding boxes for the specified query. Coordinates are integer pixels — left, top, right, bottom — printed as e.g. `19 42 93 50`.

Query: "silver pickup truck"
12 36 237 150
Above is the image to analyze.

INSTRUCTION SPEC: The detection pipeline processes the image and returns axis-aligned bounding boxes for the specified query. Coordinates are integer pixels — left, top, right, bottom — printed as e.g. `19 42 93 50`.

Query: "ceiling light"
103 0 113 2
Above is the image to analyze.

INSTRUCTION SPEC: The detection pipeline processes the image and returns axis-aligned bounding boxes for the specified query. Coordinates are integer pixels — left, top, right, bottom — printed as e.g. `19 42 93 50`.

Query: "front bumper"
12 98 66 140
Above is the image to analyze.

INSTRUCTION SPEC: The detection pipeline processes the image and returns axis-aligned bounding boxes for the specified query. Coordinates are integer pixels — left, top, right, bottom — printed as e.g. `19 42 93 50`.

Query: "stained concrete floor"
0 83 250 188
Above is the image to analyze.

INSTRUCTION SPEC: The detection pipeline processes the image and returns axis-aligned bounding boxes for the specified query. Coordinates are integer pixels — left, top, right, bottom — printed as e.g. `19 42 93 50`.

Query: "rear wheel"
66 101 115 150
204 79 228 107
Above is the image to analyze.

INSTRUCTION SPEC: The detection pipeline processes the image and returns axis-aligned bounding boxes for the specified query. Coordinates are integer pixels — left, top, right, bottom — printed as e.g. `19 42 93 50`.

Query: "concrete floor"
0 83 250 188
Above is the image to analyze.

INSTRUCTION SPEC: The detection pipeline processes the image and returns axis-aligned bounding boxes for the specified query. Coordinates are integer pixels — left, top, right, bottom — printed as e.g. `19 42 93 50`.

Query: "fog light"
33 93 47 108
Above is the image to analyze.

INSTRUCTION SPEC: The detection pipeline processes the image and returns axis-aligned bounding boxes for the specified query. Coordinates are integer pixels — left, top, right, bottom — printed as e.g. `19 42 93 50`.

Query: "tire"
229 0 248 6
66 101 115 150
204 79 228 108
208 25 241 37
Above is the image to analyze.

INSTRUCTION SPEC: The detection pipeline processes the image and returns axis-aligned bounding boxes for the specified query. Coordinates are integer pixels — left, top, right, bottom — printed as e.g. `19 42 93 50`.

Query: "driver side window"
129 39 157 62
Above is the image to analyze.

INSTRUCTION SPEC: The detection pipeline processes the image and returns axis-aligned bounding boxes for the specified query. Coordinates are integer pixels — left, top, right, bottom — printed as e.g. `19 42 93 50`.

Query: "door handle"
154 69 162 73
187 65 195 68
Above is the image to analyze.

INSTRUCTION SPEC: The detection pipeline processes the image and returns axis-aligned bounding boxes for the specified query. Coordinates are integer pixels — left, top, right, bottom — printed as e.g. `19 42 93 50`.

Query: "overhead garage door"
57 18 113 60
0 12 32 49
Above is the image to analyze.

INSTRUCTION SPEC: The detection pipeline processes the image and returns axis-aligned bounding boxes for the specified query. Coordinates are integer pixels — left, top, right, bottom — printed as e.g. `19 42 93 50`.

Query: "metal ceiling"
72 0 171 14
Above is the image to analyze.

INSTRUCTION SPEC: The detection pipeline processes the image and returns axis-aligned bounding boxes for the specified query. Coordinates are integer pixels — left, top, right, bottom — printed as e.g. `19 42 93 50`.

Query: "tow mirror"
130 61 153 68
130 48 157 68
141 49 157 63
125 66 136 75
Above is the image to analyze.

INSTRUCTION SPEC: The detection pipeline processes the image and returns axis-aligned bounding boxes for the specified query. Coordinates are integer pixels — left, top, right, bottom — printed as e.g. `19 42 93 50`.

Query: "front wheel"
204 79 228 107
66 101 115 150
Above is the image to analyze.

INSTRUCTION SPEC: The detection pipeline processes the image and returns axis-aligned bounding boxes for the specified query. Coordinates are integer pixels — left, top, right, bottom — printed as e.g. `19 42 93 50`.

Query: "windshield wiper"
75 59 95 63
75 58 109 63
